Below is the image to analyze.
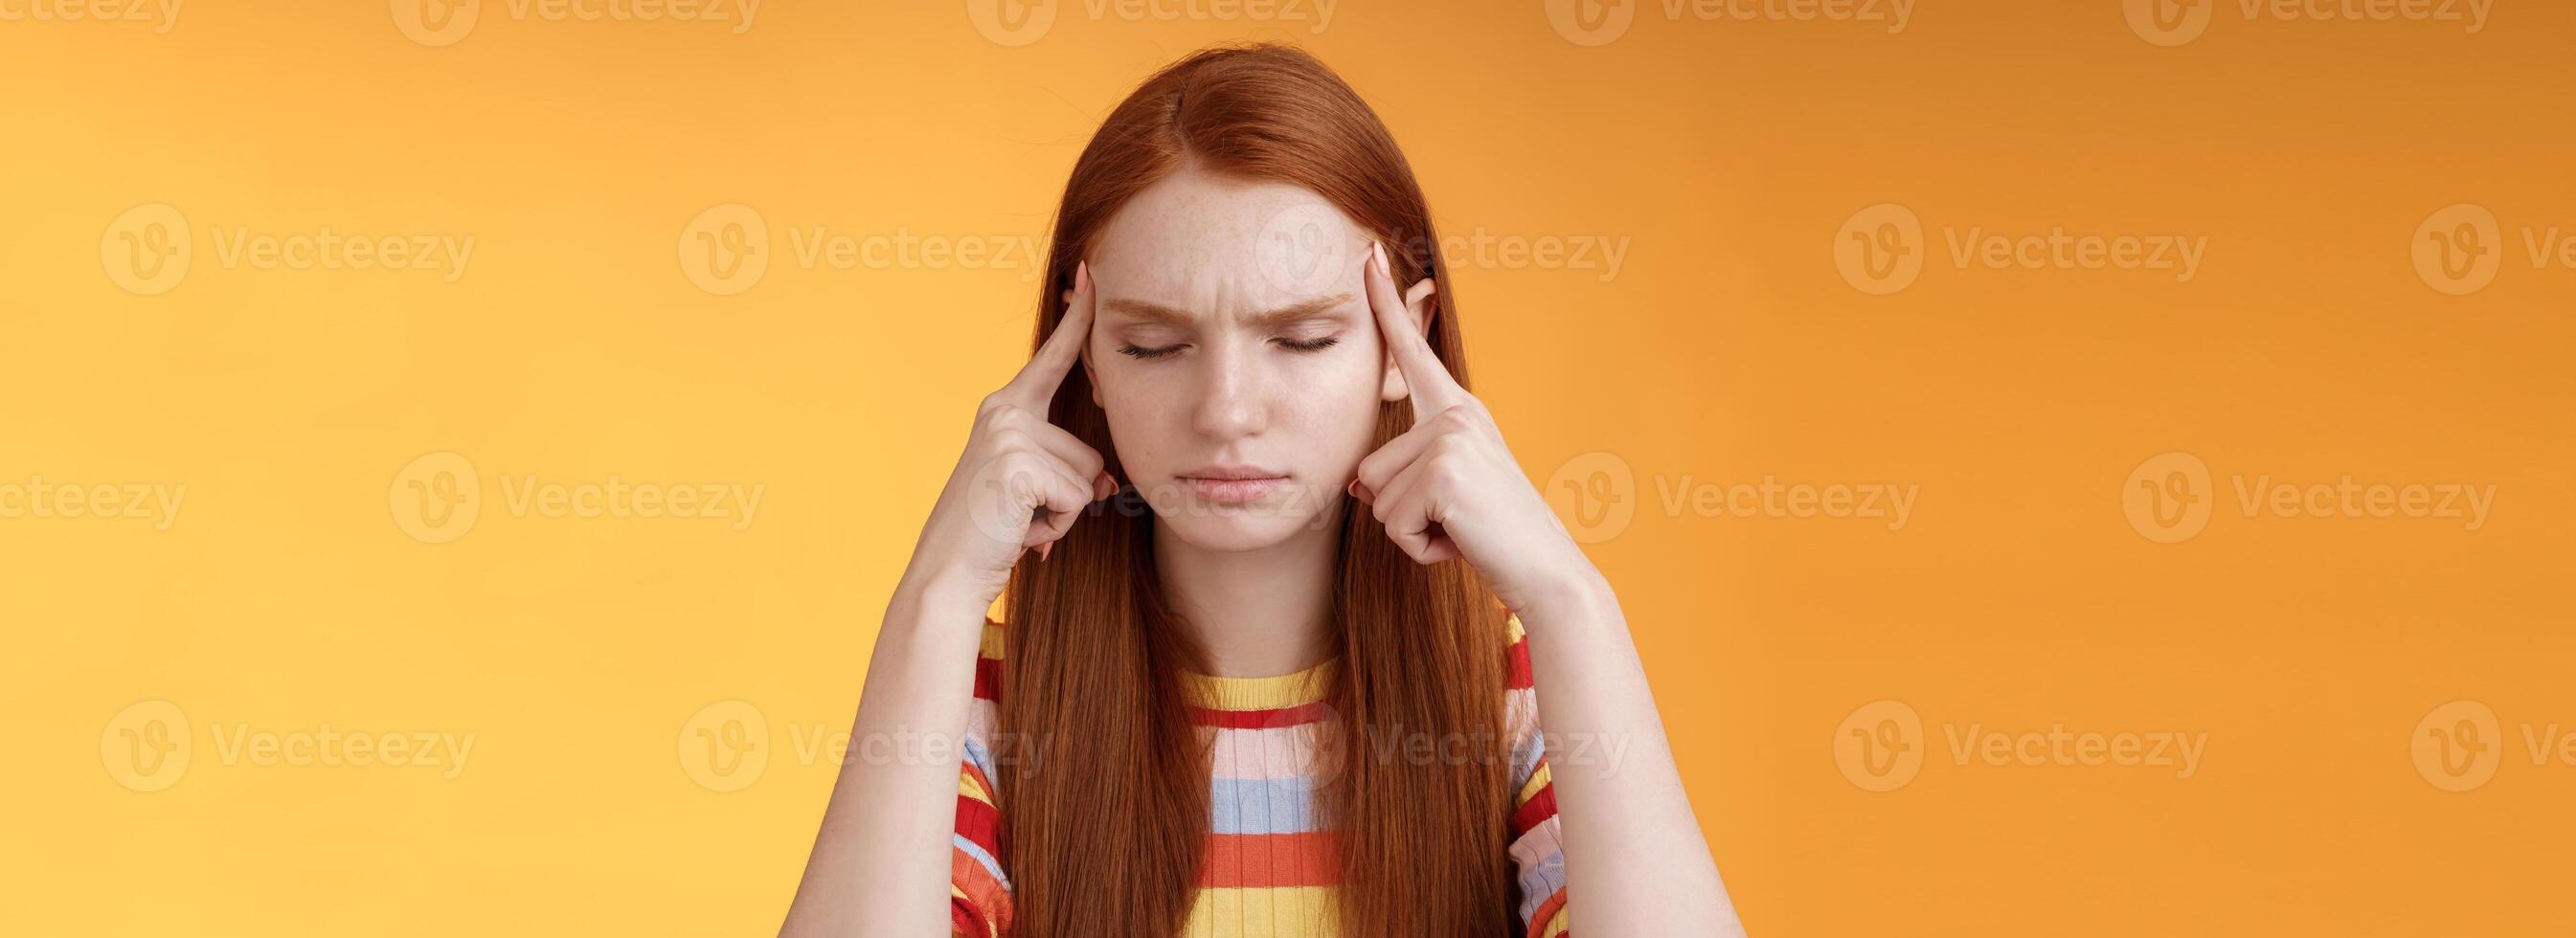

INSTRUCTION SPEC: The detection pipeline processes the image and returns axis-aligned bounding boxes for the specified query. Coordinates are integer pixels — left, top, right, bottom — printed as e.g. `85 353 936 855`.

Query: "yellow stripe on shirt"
1179 885 1342 938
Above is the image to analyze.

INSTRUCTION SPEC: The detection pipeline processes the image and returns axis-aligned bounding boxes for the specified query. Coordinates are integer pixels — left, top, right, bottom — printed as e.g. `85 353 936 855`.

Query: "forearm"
780 577 990 938
1517 566 1745 936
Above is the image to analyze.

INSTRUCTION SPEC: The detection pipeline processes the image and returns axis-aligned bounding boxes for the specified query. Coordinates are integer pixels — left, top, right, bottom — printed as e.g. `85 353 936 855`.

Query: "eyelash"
1117 336 1339 360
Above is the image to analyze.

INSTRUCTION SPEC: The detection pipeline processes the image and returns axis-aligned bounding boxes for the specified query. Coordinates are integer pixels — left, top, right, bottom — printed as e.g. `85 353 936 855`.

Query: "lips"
1177 464 1288 504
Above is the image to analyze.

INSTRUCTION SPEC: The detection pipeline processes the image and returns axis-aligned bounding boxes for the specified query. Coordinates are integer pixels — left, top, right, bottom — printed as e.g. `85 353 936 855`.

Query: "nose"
1189 339 1267 440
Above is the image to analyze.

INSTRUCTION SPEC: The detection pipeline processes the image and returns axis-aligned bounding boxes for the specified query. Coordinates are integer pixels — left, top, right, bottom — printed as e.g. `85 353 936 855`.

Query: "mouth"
1176 465 1289 504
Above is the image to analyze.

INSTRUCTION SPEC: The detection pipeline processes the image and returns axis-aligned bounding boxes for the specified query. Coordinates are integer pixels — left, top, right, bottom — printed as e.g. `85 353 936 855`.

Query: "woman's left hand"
1348 242 1598 615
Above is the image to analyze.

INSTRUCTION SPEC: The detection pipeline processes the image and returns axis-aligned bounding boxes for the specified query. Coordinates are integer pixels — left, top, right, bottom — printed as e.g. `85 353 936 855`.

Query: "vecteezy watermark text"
674 204 1047 296
0 0 180 32
1834 700 2207 792
0 476 185 531
2409 700 2576 793
1834 203 2206 295
390 451 765 544
392 0 760 47
1542 452 1921 543
968 0 1338 47
2126 0 2491 47
1547 0 1914 46
101 701 476 792
101 203 474 296
2122 451 2495 544
676 701 1054 792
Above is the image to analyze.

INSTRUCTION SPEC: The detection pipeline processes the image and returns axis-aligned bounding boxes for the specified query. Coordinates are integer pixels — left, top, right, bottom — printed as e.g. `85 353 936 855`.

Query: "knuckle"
994 451 1041 484
1426 439 1468 470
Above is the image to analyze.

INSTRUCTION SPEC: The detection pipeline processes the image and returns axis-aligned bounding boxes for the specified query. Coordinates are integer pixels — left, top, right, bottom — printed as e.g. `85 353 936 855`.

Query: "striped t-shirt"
948 614 1571 938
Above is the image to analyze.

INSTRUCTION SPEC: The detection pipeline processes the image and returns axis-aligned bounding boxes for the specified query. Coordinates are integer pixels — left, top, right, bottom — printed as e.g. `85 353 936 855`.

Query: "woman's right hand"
901 260 1117 609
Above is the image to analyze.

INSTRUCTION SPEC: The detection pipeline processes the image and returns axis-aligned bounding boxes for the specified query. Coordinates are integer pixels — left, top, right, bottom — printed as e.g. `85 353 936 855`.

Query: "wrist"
1515 561 1613 624
893 566 1002 621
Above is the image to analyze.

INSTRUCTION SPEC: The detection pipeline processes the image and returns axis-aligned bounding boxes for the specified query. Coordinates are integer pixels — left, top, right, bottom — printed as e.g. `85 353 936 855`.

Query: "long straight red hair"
993 43 1518 938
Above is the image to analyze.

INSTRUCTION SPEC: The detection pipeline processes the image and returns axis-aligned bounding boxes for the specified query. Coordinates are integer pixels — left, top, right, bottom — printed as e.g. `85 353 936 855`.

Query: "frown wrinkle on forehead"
1101 294 1356 329
1087 165 1373 323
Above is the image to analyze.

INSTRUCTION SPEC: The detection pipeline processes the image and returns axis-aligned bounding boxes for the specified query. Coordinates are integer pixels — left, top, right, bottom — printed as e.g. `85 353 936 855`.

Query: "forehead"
1088 167 1370 313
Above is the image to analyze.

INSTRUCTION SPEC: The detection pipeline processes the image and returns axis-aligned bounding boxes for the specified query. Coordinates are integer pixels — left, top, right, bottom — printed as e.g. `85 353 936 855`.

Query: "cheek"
1290 346 1389 456
1091 359 1183 466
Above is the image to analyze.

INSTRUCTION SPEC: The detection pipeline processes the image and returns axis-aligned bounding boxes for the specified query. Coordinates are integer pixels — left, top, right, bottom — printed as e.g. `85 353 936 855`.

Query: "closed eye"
1118 336 1337 360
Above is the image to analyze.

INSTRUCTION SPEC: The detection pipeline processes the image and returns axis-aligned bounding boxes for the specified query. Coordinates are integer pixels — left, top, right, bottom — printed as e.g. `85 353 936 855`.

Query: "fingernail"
1075 260 1091 294
1369 241 1387 277
1347 479 1368 502
1037 542 1052 563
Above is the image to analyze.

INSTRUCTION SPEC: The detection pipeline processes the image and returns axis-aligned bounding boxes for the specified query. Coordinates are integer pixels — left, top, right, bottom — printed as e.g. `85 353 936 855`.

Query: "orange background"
5 1 2572 934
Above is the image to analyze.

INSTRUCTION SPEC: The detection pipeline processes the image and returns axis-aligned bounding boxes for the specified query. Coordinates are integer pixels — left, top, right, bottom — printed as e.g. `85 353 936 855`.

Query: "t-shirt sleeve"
1504 614 1571 938
950 617 1015 938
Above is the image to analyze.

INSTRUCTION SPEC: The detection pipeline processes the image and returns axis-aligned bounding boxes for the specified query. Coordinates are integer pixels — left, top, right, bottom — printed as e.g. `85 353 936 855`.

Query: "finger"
1403 276 1436 318
1368 457 1455 564
999 259 1095 408
1366 241 1466 423
982 449 1088 541
1018 457 1096 547
1352 419 1442 502
1012 420 1107 490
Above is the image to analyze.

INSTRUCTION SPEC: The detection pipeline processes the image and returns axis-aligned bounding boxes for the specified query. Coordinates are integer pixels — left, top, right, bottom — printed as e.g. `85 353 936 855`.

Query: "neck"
1152 519 1339 679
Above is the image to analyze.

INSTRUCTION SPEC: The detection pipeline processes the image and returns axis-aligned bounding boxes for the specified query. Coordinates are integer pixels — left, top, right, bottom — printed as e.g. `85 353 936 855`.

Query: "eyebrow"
1100 294 1354 328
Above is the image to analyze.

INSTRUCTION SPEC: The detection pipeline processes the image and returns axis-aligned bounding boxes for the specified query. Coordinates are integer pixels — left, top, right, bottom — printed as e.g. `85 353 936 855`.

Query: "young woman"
781 44 1743 938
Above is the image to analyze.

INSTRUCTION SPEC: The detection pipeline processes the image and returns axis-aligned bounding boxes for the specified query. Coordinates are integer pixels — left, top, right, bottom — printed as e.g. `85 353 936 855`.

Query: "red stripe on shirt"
973 657 1004 702
1196 831 1342 888
955 791 1002 860
1189 700 1331 728
1525 886 1570 938
1506 634 1533 690
1510 779 1559 838
950 843 1012 937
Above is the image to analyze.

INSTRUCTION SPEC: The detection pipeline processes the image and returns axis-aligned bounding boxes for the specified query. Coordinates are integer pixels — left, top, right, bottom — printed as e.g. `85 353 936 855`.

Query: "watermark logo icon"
2411 203 2500 296
2122 451 2212 544
1834 203 1923 295
1834 699 1923 792
680 700 770 792
1254 200 1358 299
391 451 482 544
1544 451 1636 544
102 700 192 793
967 0 1055 45
2410 700 2500 793
392 0 480 46
679 203 770 295
2123 0 2210 46
1545 0 1634 46
102 203 192 296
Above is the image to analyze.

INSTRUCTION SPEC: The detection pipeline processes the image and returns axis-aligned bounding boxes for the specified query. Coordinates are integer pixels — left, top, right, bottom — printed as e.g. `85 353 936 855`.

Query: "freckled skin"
1079 166 1398 552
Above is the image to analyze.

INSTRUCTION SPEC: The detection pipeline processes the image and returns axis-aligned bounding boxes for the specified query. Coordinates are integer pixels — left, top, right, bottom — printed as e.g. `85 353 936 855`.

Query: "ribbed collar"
1179 658 1337 710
